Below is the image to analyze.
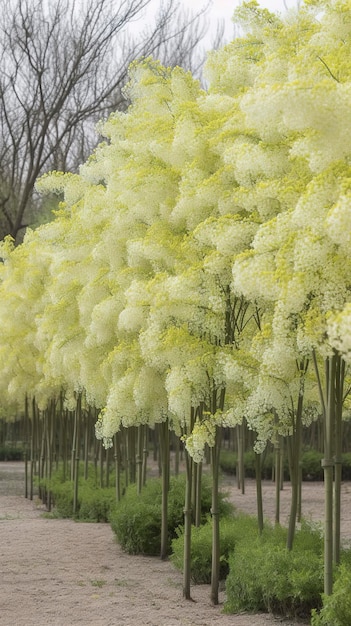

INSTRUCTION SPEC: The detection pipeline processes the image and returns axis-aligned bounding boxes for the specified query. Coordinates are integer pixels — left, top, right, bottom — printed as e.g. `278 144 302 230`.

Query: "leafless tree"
0 0 217 242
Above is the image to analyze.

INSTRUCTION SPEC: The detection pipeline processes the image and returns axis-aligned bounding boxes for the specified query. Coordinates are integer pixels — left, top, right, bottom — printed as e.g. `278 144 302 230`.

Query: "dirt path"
1 462 341 626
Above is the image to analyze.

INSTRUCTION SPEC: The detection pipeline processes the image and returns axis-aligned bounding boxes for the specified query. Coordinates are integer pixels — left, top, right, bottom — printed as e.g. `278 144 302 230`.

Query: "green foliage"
225 521 324 618
311 564 351 626
0 444 24 461
109 473 233 556
219 448 289 480
300 449 324 481
219 447 331 481
38 465 118 522
341 453 351 480
171 513 259 584
78 484 116 522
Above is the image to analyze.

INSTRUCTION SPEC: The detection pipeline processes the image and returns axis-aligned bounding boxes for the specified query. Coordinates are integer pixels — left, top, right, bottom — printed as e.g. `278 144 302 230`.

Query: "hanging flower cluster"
1 1 351 455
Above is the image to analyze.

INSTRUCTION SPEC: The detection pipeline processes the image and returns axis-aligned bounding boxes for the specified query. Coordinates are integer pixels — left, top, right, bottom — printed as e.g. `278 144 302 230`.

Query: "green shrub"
216 446 351 482
171 513 259 584
219 449 290 480
38 465 118 521
78 485 116 522
45 479 75 518
219 449 237 475
0 444 24 461
341 453 351 480
311 564 351 626
301 449 324 481
109 474 233 556
225 521 323 618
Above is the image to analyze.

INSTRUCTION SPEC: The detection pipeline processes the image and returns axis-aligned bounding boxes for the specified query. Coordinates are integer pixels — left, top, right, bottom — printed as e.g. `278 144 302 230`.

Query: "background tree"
0 0 216 242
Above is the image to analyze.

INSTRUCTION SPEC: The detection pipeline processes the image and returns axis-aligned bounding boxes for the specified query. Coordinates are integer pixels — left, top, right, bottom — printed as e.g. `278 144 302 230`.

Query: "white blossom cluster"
1 2 351 456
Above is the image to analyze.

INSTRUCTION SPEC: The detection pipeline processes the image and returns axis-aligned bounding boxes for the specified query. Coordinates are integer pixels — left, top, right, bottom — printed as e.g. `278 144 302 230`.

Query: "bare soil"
1 462 349 626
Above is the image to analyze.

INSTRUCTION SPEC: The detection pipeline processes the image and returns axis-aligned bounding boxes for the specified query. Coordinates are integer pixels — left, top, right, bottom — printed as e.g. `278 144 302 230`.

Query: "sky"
184 0 300 42
134 1 301 49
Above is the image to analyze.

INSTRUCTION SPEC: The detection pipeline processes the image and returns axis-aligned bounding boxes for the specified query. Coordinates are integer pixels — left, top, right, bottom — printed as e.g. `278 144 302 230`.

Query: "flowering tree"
229 0 351 594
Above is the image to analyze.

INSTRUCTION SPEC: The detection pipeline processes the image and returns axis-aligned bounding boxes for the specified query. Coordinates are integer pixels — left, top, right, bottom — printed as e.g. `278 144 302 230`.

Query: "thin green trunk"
323 354 335 596
240 420 245 494
287 368 304 550
106 446 110 488
128 427 136 484
24 395 29 499
210 428 221 606
255 452 264 533
136 425 143 495
191 460 197 523
71 408 77 483
30 397 36 501
99 441 104 488
73 394 81 516
84 408 90 481
195 461 202 527
286 431 300 550
142 425 148 487
160 420 170 560
174 434 180 476
114 432 122 502
274 437 281 525
334 356 344 565
183 448 193 599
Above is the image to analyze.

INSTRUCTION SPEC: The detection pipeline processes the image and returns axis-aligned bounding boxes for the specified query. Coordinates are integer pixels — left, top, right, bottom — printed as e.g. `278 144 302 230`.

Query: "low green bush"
109 473 233 556
341 453 351 480
300 449 324 481
77 484 116 522
225 521 324 619
311 564 351 626
171 513 259 584
38 465 118 522
40 474 75 518
0 444 24 461
219 447 333 481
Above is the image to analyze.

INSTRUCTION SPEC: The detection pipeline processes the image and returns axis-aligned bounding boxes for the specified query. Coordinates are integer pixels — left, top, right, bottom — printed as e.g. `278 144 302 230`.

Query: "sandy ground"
1 463 348 626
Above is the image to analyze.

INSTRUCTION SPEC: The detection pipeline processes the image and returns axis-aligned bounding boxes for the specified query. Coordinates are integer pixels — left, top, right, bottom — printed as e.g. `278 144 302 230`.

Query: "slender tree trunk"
183 447 193 599
174 434 180 476
142 425 148 487
210 427 221 606
136 425 143 495
84 408 90 481
255 452 264 533
160 419 170 560
334 356 344 565
284 360 307 550
71 408 77 483
287 371 304 550
191 460 197 523
323 354 336 596
240 419 245 494
195 461 202 527
114 432 122 502
128 427 136 484
274 437 281 526
30 397 36 501
100 441 104 488
24 395 29 499
236 424 244 491
73 394 81 516
106 446 110 488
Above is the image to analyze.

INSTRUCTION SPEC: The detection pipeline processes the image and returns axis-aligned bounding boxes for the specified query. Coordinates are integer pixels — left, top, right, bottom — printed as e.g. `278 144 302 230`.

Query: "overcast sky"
186 0 300 41
134 1 301 48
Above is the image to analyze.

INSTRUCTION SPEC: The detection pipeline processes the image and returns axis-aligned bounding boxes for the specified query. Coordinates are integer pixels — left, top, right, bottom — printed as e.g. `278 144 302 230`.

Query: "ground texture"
1 462 349 626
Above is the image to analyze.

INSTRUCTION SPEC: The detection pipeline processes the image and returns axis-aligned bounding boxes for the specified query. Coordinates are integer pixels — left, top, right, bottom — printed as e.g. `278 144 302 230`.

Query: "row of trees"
1 0 351 604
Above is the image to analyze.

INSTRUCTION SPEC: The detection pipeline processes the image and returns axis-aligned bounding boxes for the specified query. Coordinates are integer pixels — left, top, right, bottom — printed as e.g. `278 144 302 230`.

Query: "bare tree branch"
0 0 217 241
